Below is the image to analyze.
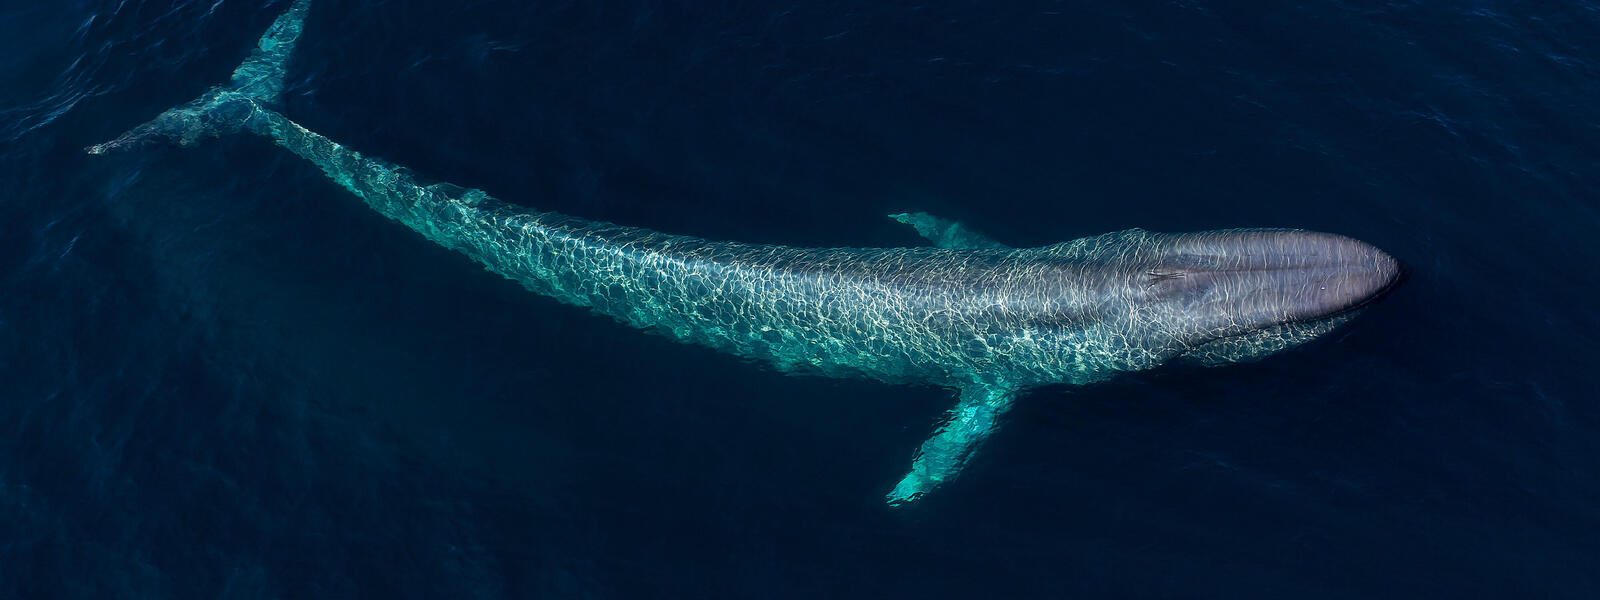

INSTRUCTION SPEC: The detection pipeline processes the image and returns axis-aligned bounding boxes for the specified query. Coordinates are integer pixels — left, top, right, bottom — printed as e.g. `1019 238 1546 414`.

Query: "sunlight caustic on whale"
87 0 1403 505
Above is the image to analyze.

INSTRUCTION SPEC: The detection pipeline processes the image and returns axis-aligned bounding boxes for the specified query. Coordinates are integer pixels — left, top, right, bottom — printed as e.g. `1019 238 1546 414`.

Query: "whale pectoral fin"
887 384 1018 506
887 212 1010 249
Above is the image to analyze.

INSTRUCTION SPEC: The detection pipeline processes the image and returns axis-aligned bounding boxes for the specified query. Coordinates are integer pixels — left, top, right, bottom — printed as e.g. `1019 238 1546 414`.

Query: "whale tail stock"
86 0 311 155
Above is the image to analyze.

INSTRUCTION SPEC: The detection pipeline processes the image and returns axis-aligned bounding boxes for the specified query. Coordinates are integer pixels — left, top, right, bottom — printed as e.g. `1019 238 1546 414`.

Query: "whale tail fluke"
227 0 313 104
86 0 311 155
84 88 270 155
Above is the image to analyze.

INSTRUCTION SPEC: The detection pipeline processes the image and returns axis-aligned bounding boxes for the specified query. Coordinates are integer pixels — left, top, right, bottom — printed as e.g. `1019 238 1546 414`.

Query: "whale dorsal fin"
888 212 1009 249
886 384 1018 506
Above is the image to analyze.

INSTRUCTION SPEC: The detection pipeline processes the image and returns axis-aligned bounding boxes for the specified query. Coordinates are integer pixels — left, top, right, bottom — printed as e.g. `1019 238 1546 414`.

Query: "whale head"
1098 228 1404 366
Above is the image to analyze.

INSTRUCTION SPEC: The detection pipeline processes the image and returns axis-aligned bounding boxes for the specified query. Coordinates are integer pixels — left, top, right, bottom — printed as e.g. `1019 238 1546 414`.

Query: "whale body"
89 0 1403 505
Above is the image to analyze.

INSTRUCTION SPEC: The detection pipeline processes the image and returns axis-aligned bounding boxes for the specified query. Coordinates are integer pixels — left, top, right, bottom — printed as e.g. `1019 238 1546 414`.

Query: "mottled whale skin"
89 0 1403 505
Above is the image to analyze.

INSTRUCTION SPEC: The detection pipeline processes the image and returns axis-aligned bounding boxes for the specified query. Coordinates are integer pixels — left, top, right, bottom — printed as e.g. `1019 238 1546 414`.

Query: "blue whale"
89 0 1403 505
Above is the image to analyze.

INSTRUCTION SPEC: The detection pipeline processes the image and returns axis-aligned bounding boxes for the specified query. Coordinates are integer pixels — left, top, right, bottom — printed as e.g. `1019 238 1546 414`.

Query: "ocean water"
2 0 1597 597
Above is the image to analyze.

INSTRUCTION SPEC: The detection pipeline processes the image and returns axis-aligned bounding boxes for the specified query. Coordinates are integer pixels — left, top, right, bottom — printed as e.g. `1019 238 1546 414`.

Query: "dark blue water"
3 0 1597 597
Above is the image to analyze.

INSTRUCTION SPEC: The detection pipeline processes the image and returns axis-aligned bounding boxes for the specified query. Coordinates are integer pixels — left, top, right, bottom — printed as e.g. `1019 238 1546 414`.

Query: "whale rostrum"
89 0 1403 505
